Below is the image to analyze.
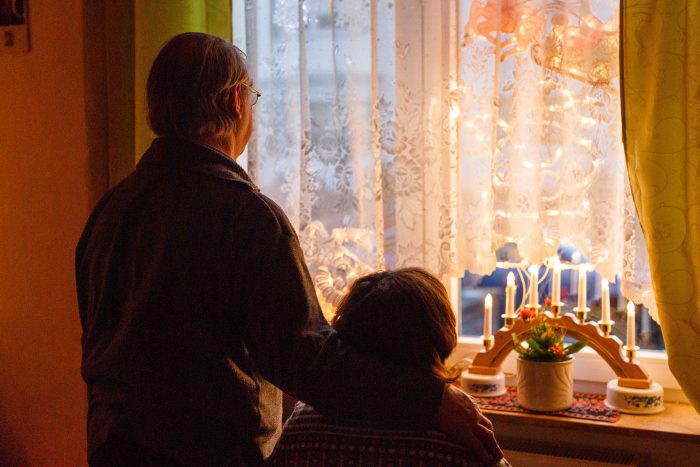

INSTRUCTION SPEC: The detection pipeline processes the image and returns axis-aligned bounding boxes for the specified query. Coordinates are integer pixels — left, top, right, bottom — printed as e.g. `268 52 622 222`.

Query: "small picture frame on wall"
1 0 29 54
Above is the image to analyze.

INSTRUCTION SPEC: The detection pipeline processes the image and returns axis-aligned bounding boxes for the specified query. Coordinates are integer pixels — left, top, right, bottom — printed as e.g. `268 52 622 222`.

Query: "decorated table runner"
474 387 620 423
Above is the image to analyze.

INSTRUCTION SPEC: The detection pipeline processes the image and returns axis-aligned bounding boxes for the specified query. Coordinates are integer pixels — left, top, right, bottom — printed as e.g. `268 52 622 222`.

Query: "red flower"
548 345 564 359
519 308 536 320
545 297 552 307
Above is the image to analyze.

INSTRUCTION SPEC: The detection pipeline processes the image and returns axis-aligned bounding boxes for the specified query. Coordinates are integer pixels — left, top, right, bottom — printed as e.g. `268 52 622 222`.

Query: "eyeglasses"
243 83 261 106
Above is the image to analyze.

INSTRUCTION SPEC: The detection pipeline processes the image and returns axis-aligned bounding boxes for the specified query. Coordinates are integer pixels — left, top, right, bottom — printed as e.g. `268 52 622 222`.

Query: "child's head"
332 268 459 382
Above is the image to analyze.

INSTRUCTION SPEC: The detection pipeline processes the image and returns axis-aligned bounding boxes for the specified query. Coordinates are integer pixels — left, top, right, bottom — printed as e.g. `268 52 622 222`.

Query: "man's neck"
187 134 237 160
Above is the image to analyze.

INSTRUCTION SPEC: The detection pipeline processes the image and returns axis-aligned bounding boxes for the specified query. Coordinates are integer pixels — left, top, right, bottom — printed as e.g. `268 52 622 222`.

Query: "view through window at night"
459 243 665 351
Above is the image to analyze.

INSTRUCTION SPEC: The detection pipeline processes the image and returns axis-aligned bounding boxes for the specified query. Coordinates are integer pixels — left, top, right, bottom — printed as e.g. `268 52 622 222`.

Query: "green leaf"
526 338 544 354
564 340 587 355
512 332 524 347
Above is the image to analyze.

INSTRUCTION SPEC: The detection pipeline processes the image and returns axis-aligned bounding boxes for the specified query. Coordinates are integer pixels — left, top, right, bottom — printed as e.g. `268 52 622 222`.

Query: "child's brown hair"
332 268 460 383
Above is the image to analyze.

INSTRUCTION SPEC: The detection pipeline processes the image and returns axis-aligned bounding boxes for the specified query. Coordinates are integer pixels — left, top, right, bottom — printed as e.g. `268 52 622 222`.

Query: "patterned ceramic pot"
517 357 574 412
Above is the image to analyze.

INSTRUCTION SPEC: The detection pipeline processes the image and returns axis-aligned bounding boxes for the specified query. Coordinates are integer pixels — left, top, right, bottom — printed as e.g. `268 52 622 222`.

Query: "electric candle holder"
550 302 564 318
623 345 639 363
573 306 589 323
461 336 505 397
460 369 506 398
465 312 664 413
501 314 515 328
605 378 664 415
607 342 663 415
597 320 614 337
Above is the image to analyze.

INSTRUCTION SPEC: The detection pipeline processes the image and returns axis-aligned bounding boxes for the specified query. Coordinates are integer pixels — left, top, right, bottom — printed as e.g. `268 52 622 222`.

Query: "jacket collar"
137 136 259 192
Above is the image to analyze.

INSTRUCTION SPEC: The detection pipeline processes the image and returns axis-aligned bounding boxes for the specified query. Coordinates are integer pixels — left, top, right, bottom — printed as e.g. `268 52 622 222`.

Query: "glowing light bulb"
484 294 493 339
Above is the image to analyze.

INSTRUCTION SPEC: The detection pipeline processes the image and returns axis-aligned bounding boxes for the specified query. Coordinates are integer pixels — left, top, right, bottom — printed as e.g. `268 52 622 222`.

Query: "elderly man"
76 32 502 466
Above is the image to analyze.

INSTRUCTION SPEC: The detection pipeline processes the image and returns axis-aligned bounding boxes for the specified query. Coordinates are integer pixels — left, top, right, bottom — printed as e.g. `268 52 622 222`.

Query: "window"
234 0 681 399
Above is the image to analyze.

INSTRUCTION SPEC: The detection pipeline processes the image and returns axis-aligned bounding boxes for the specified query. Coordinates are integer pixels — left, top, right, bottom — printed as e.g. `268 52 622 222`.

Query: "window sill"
484 400 700 443
486 402 700 466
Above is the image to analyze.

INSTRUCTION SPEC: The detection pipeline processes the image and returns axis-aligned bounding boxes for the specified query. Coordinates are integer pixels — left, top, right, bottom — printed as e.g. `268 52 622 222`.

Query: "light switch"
0 0 29 54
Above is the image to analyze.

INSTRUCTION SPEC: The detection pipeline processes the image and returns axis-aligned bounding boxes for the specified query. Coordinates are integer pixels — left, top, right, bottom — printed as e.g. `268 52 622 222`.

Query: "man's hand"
434 384 504 464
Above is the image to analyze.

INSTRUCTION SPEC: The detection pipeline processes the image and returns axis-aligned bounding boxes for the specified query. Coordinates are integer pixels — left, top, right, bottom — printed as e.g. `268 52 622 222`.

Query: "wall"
0 0 107 465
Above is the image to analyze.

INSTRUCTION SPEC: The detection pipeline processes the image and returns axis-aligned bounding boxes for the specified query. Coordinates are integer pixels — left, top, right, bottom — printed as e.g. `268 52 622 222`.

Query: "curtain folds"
460 0 656 318
460 1 627 275
246 1 462 317
247 0 654 323
621 0 700 411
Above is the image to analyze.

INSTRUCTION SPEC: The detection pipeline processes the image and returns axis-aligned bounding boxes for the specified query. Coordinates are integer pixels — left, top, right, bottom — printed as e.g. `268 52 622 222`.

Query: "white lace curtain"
242 0 655 320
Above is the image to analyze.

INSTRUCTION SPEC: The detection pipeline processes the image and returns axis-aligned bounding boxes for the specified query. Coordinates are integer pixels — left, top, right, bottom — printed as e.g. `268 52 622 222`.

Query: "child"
270 268 508 467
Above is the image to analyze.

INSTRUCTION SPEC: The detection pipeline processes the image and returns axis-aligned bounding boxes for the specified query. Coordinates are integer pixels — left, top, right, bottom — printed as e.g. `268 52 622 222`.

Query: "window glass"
460 244 665 351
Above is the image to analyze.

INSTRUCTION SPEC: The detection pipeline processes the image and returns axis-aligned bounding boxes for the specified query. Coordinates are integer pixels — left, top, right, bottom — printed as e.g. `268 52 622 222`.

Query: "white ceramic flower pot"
517 357 574 412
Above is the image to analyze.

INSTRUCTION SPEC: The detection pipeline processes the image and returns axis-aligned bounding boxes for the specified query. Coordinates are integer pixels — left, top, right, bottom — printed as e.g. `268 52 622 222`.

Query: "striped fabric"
268 403 507 467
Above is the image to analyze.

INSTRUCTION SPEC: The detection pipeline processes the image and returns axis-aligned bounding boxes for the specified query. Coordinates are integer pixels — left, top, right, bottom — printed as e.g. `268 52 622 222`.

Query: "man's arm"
235 192 502 462
436 385 504 462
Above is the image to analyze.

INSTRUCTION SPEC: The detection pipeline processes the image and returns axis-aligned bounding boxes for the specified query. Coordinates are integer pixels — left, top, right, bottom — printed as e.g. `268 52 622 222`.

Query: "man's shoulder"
234 189 296 238
247 191 288 219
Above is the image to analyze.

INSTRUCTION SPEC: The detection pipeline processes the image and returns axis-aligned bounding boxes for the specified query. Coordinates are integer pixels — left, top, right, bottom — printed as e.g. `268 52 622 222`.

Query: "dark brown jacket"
76 137 443 466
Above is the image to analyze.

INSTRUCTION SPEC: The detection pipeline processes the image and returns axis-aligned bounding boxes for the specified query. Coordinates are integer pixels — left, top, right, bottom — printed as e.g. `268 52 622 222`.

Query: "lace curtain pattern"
459 0 655 317
243 0 655 320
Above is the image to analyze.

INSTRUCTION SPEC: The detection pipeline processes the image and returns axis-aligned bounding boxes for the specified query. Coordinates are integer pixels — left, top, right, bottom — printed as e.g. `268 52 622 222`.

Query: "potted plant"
512 299 587 411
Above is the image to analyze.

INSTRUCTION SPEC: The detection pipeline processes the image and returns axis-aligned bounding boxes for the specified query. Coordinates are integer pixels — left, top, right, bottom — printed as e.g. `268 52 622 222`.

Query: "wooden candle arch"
468 312 652 389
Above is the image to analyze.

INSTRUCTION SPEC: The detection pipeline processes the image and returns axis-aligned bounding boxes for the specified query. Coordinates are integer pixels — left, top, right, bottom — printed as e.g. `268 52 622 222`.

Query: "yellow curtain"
621 0 700 411
134 0 233 161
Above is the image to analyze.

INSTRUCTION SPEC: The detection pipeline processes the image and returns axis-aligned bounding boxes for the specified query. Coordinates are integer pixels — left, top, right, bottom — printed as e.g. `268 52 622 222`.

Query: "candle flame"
485 294 493 307
627 301 635 314
529 265 538 276
601 278 608 289
507 272 515 286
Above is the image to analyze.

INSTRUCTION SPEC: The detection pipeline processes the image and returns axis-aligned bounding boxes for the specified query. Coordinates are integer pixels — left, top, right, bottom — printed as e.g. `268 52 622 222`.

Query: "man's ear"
232 86 242 117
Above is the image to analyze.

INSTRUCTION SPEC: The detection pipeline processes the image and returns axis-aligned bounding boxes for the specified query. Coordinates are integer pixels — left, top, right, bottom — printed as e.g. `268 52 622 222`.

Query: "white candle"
601 278 610 323
505 272 516 318
484 294 493 339
552 262 561 304
577 265 587 310
627 301 636 349
529 266 539 306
